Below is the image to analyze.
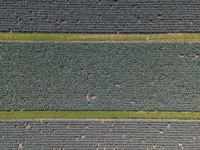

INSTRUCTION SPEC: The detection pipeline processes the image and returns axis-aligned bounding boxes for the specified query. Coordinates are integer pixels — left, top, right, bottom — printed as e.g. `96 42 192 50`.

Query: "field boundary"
1 111 200 120
0 33 199 42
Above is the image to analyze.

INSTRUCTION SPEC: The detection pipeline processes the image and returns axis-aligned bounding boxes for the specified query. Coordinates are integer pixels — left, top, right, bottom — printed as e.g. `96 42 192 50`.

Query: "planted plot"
1 42 200 111
1 120 200 149
0 0 199 33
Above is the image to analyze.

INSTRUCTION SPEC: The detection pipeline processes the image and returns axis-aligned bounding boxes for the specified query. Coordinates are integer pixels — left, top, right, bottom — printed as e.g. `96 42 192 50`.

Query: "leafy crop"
0 120 200 149
1 42 200 111
0 0 199 33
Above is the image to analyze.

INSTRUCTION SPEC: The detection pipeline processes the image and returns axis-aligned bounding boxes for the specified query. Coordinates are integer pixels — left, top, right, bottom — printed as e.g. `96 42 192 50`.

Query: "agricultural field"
1 120 200 149
0 0 199 33
1 42 200 111
0 0 200 149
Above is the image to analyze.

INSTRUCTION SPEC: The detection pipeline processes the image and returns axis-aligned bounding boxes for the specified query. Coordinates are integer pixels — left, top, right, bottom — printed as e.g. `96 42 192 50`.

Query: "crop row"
0 0 199 33
1 42 200 111
1 120 200 149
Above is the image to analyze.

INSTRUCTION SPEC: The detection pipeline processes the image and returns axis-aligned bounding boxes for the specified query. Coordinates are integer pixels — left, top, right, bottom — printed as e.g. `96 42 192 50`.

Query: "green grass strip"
0 33 199 42
1 111 200 120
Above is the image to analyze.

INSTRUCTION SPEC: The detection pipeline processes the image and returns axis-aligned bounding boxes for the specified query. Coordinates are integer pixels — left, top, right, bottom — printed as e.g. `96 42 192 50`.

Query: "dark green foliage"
0 42 200 111
0 0 199 33
0 120 200 149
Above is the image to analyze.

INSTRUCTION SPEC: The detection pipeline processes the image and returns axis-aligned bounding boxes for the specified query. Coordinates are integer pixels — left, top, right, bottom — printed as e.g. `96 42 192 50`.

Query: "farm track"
0 33 199 42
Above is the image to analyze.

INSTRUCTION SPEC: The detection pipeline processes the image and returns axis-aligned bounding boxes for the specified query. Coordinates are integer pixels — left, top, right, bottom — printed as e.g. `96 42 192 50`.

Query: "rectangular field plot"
1 120 200 149
1 42 200 111
0 0 199 33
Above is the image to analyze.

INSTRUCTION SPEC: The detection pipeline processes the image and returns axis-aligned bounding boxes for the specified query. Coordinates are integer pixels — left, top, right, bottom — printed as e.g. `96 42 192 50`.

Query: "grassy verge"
0 33 199 42
1 111 200 120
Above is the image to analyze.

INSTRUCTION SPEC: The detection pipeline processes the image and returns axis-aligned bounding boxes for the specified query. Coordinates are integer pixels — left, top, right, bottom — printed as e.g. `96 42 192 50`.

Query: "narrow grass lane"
1 111 200 120
0 33 199 42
